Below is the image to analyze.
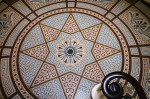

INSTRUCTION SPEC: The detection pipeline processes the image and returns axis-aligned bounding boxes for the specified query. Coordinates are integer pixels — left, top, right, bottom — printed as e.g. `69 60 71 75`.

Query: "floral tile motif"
46 32 95 75
129 12 150 38
119 6 150 45
0 1 150 98
56 37 85 65
0 13 12 36
0 7 23 46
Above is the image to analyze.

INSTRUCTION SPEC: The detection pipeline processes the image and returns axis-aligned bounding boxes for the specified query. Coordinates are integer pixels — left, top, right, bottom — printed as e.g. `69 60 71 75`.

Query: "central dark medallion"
56 38 85 65
66 47 74 55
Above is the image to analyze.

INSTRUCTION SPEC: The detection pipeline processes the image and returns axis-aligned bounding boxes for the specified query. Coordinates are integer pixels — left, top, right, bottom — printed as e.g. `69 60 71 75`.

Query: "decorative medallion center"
56 38 85 65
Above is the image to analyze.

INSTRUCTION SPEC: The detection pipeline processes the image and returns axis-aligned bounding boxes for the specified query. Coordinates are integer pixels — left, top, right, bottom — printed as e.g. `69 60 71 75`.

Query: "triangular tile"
31 62 58 87
40 24 61 42
60 73 81 99
92 43 119 60
22 44 49 61
83 62 104 83
81 24 102 42
62 15 80 34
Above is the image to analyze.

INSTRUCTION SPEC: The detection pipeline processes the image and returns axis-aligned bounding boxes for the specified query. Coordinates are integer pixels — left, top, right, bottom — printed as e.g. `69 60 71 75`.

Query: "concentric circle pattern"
0 0 150 99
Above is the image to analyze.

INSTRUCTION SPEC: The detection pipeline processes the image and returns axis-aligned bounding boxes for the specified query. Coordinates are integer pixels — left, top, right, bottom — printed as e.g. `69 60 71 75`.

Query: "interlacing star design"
20 13 121 99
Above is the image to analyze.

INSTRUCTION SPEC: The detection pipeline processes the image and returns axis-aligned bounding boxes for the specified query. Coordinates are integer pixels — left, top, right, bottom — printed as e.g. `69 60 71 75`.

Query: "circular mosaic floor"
0 0 150 99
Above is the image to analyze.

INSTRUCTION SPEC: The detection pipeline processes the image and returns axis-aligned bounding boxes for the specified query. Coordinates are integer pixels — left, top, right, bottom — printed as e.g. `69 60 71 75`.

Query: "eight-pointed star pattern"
19 13 121 99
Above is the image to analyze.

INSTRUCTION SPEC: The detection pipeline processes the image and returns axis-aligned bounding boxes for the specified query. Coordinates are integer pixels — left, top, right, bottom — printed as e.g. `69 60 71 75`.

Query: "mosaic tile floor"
0 0 150 99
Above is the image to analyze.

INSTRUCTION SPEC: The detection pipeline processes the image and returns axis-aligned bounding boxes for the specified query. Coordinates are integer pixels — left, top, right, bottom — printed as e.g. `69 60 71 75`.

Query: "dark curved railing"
101 72 147 99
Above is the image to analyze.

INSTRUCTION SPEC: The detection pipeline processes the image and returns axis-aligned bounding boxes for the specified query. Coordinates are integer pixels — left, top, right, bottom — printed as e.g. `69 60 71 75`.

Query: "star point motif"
60 72 81 99
30 62 58 88
92 43 120 61
22 43 49 61
40 23 61 42
62 15 80 34
81 24 102 42
19 13 122 98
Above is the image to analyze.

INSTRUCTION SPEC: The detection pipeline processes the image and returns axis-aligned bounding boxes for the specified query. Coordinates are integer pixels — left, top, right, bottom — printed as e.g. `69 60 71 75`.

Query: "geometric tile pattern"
32 78 66 99
41 13 69 30
81 24 101 42
62 15 80 34
119 7 150 45
142 58 150 99
21 25 45 50
74 78 97 99
22 44 49 61
1 58 16 97
31 63 58 88
60 73 81 99
98 53 122 75
96 24 120 49
131 57 140 81
83 62 104 83
19 54 43 86
130 47 139 55
140 46 150 56
73 13 101 30
46 32 95 76
92 43 119 60
40 24 61 42
0 1 150 99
